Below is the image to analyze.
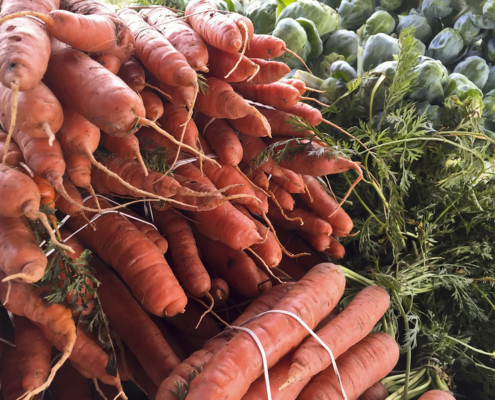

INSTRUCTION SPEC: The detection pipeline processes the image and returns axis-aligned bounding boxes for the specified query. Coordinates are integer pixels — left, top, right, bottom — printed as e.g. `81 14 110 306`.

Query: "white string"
245 100 276 110
267 174 272 181
202 117 217 134
172 153 217 170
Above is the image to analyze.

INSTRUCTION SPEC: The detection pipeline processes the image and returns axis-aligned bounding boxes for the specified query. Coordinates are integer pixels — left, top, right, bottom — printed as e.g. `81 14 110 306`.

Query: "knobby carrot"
359 382 389 400
158 103 199 150
418 390 456 400
231 82 301 110
185 263 345 400
52 362 92 400
258 106 315 137
207 46 258 82
244 34 286 59
298 332 400 400
118 57 146 92
141 87 164 121
325 236 346 260
250 58 291 84
209 277 230 307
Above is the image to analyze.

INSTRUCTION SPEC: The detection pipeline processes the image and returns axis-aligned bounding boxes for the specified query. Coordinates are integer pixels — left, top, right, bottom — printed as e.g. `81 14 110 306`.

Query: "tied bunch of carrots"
0 0 457 399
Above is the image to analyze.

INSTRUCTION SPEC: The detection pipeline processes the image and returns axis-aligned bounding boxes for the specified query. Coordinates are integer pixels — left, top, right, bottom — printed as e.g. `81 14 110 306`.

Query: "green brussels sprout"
453 56 489 89
317 53 345 78
245 0 277 34
454 13 483 45
482 89 495 121
380 0 402 11
421 0 453 21
444 72 483 102
277 0 340 36
363 10 396 37
409 57 449 105
362 33 400 71
338 0 374 30
272 18 308 54
470 13 495 29
320 77 347 101
483 37 495 63
416 102 442 130
482 66 495 94
330 60 358 81
396 13 432 43
412 37 426 55
323 30 359 65
296 18 323 59
426 28 464 66
320 0 342 8
483 0 495 20
359 61 398 110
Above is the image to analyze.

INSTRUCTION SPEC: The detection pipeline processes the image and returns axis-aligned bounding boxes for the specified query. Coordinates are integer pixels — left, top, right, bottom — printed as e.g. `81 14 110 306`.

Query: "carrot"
207 46 259 82
118 57 146 92
147 74 196 109
54 177 84 216
272 205 333 236
0 128 23 167
140 7 209 73
0 276 77 400
185 0 243 53
196 113 243 166
118 9 197 88
93 258 181 386
228 112 272 137
152 208 210 298
67 196 187 317
299 231 331 252
418 390 456 400
231 82 301 110
227 13 254 45
14 316 52 392
274 256 307 281
44 39 145 136
325 236 346 260
99 132 144 165
257 106 315 137
158 103 199 150
268 180 295 210
284 102 322 126
274 227 325 271
0 81 63 144
92 52 122 74
244 34 286 59
141 88 164 121
195 233 271 298
271 169 305 193
240 161 269 190
283 285 390 387
52 362 92 400
300 175 354 237
249 58 291 84
121 349 160 399
279 78 307 95
185 263 345 399
359 382 389 400
298 332 400 400
209 277 230 307
0 344 38 400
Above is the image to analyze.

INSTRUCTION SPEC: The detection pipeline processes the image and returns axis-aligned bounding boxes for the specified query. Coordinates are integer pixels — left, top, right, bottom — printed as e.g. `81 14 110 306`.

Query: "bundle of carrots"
0 0 457 399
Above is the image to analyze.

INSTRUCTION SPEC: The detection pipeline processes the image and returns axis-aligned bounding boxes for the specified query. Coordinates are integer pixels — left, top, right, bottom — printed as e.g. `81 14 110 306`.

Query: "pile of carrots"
0 0 457 399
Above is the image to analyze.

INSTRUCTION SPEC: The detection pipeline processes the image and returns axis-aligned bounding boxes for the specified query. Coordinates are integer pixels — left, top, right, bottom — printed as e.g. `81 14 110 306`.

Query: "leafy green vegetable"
296 17 323 59
427 28 464 66
330 60 358 81
362 33 400 71
272 17 307 53
453 56 489 90
454 13 484 45
338 0 374 30
396 12 433 43
276 0 339 35
323 29 360 66
379 0 402 11
444 72 483 104
421 0 453 21
409 56 449 105
363 10 396 39
246 0 278 34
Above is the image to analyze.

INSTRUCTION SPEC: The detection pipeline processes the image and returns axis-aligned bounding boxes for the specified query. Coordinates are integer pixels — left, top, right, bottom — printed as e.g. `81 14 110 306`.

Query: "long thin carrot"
209 277 230 308
299 231 332 252
418 390 456 400
325 236 346 260
0 344 37 400
141 87 164 121
268 180 295 210
54 177 84 216
283 102 323 126
147 74 196 109
271 169 305 193
244 34 286 59
279 78 307 95
274 227 325 271
249 58 291 84
0 128 23 167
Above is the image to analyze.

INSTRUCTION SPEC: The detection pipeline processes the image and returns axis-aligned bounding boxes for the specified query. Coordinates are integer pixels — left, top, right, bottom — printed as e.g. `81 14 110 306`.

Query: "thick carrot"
44 39 145 136
284 285 390 387
52 362 92 400
298 332 400 400
152 208 210 298
279 78 306 95
418 390 456 400
227 13 254 45
325 236 346 260
300 175 354 237
240 161 269 190
195 113 243 166
0 128 23 167
99 132 141 161
93 259 181 386
271 169 305 193
148 74 196 109
207 46 258 82
299 231 331 252
54 177 84 216
185 0 243 53
209 277 230 307
158 103 199 150
359 382 389 400
258 106 315 137
141 87 164 121
141 7 209 73
268 180 295 210
67 196 187 317
0 82 63 143
185 263 345 399
284 102 322 126
14 316 52 392
250 58 291 84
195 233 271 298
118 57 146 92
231 82 301 110
244 34 286 59
118 9 197 88
228 112 272 137
119 208 168 254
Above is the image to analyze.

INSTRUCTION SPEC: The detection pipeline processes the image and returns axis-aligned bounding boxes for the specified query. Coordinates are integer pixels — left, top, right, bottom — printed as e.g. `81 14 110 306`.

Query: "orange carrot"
231 82 301 109
0 128 23 167
299 231 331 252
118 57 146 92
207 46 258 82
284 102 322 126
240 161 269 190
209 277 230 307
271 169 305 193
244 34 286 59
325 236 346 260
14 316 52 392
298 332 400 400
0 344 37 400
67 196 187 317
250 59 291 84
148 74 196 109
267 202 333 236
359 382 389 400
141 7 209 73
418 390 456 400
279 78 306 95
92 52 122 74
54 177 84 216
152 208 210 298
227 13 254 45
99 132 141 161
136 125 176 153
52 362 92 400
228 112 272 137
118 9 197 88
258 106 315 137
158 103 199 150
274 256 307 281
185 263 345 400
274 227 325 271
120 209 168 254
141 87 164 121
268 180 295 210
185 0 243 53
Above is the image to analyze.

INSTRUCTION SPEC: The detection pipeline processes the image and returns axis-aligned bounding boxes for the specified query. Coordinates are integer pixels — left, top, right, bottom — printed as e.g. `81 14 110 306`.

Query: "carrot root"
224 21 249 80
285 49 312 74
41 121 56 146
2 81 19 165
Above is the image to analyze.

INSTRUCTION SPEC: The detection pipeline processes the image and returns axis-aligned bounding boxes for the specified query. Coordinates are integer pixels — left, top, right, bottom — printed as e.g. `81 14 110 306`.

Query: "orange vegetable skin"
258 106 315 137
99 132 140 160
0 129 23 166
148 75 196 109
94 259 181 386
207 46 258 82
299 231 331 252
244 34 286 59
15 317 52 392
118 9 197 87
325 236 346 260
158 103 199 150
274 227 325 271
418 390 456 400
141 88 164 121
268 180 295 210
271 169 305 193
279 78 306 95
185 0 243 53
0 345 36 400
44 40 145 136
141 7 209 72
185 263 345 400
284 102 322 126
117 58 146 92
119 209 168 254
298 332 400 400
54 177 84 216
268 204 333 236
209 277 230 307
66 196 187 317
52 362 92 400
165 300 221 340
231 82 301 110
228 112 272 137
359 382 389 400
250 59 291 84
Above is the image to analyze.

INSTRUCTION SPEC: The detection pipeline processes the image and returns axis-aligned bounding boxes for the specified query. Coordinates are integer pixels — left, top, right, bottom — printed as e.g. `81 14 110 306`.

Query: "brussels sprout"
409 57 449 105
245 0 277 34
296 18 323 59
454 13 483 45
362 33 400 71
277 0 340 36
444 73 483 102
483 89 495 121
338 0 374 30
416 102 442 130
470 13 495 29
359 61 398 110
421 0 453 21
412 37 426 55
272 18 308 53
363 10 396 37
483 0 495 20
380 0 402 12
330 60 358 81
320 0 342 8
426 28 464 66
320 77 347 101
318 53 345 78
483 66 495 94
453 56 489 89
483 37 495 63
396 13 432 43
323 30 360 65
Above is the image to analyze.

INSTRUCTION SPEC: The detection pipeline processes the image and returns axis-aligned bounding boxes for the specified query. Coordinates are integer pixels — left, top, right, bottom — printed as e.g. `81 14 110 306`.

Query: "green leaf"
276 0 294 17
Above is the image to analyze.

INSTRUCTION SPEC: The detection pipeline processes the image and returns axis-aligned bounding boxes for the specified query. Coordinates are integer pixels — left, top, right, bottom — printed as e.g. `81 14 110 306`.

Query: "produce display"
0 0 493 399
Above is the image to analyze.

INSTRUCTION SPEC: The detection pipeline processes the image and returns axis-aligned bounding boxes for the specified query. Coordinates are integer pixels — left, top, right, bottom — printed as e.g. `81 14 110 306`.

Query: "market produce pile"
0 0 493 399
